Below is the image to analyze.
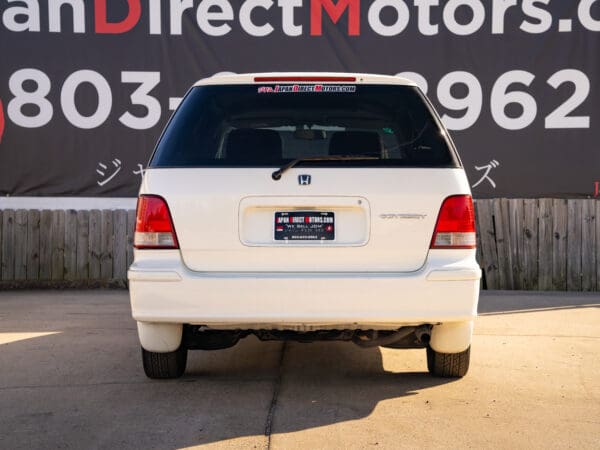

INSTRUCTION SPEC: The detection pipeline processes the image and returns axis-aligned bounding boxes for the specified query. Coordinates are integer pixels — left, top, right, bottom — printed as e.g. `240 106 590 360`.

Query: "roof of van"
193 72 417 87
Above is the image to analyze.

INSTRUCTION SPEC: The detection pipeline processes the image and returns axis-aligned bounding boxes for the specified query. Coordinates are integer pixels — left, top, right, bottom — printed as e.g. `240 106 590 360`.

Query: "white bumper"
128 249 480 329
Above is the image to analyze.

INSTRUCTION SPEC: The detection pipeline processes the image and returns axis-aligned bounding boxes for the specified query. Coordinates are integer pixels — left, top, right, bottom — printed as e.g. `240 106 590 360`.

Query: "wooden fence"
0 199 598 290
475 199 599 291
0 209 135 287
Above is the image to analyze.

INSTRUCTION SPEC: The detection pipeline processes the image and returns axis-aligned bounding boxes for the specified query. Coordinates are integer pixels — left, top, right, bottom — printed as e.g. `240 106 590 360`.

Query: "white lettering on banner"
8 69 53 128
443 0 485 36
491 0 517 34
48 0 85 33
119 71 161 130
196 0 234 36
472 160 500 189
437 71 483 131
491 70 537 131
148 0 162 34
367 0 410 37
278 0 302 36
61 70 112 129
3 68 593 131
2 0 40 32
579 0 600 31
520 0 552 34
545 70 591 129
96 159 122 186
240 0 274 36
0 0 598 36
170 0 193 35
414 0 438 36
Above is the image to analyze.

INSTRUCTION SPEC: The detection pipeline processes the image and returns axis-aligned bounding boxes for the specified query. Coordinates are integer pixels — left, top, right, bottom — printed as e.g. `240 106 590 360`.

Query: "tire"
426 346 470 378
141 345 187 379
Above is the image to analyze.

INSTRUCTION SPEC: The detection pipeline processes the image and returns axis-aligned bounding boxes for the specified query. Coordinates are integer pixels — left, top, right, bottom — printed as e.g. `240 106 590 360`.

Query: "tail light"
430 195 476 249
134 195 179 249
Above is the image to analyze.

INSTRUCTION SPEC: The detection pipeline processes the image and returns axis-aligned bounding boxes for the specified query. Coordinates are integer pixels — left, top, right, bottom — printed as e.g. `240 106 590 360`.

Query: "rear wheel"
426 346 470 378
142 345 187 379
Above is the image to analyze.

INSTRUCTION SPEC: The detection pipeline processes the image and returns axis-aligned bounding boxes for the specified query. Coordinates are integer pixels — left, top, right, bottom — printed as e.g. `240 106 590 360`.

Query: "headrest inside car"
226 128 282 163
329 131 382 156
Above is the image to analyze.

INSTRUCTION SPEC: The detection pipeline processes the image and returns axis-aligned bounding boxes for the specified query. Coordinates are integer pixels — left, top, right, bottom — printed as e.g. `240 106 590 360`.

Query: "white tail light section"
134 195 179 249
430 195 476 249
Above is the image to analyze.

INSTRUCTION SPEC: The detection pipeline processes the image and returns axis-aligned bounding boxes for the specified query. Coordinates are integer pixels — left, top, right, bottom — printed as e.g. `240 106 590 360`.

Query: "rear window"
150 84 459 168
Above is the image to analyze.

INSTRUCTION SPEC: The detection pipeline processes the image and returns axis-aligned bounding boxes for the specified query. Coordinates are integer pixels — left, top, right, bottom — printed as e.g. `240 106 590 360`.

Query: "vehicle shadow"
0 321 455 450
478 290 600 315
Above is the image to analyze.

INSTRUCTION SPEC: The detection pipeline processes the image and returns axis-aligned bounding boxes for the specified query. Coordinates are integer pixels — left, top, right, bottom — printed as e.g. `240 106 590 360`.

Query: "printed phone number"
4 68 593 132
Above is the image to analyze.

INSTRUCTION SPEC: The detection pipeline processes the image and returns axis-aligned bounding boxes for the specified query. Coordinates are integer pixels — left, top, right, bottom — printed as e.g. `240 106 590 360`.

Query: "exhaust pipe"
415 325 432 345
352 327 415 348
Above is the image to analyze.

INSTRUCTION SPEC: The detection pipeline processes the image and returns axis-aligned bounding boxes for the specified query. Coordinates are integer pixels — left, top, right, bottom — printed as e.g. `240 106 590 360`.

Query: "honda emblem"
298 175 312 185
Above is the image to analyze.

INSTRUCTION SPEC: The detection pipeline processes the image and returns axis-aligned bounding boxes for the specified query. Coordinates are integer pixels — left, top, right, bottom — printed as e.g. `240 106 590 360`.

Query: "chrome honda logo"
298 174 312 185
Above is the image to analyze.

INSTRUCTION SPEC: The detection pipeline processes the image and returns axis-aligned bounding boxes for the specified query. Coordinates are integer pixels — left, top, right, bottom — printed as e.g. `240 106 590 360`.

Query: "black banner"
0 0 599 198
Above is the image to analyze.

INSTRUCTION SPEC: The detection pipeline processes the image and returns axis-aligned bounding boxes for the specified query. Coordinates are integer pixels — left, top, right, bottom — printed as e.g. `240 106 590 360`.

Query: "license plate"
274 211 335 241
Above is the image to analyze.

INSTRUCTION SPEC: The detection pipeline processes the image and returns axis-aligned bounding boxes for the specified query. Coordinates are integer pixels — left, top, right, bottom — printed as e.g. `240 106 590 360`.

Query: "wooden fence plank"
25 210 40 280
51 210 65 280
508 199 524 290
538 199 553 290
14 210 28 280
26 210 39 280
64 210 78 280
1 210 15 280
126 209 136 270
523 199 539 290
76 211 89 279
474 201 483 289
89 210 101 279
567 199 583 291
113 210 128 280
476 200 499 289
581 200 596 291
552 199 568 290
39 210 53 280
493 199 514 289
100 210 114 280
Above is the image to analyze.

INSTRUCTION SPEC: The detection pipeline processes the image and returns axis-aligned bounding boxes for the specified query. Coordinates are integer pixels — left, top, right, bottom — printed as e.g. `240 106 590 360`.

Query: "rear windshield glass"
150 84 459 168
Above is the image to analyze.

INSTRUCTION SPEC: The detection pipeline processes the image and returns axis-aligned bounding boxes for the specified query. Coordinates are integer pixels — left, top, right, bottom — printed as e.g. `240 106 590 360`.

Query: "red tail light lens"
134 195 179 249
430 195 476 249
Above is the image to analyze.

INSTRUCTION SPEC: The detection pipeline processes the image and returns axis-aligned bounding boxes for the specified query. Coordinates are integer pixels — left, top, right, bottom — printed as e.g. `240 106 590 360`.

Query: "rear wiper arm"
272 155 379 180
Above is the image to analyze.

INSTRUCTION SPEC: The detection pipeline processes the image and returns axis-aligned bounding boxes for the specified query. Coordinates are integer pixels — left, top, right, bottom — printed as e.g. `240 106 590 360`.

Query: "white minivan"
128 73 481 379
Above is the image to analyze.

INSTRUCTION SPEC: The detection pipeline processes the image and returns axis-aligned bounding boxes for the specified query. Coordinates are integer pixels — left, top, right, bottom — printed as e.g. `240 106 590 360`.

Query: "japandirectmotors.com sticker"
257 84 357 93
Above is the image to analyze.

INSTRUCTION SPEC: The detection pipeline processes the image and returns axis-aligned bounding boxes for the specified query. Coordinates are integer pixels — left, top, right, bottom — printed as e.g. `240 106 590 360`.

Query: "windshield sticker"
257 84 356 94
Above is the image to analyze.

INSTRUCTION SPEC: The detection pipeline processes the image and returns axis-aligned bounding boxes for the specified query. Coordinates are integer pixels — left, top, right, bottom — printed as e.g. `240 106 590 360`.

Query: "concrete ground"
0 291 598 450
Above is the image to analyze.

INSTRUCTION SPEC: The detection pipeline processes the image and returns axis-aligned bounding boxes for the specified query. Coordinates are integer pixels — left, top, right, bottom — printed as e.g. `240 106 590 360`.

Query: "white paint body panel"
194 72 417 87
141 168 471 272
129 72 480 354
129 249 480 353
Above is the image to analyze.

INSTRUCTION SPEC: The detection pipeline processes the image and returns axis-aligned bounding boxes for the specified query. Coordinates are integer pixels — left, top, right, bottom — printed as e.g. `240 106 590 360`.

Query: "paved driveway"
0 290 598 449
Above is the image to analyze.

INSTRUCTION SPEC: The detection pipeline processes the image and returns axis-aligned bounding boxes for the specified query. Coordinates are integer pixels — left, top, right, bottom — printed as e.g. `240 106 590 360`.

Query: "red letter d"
95 0 141 34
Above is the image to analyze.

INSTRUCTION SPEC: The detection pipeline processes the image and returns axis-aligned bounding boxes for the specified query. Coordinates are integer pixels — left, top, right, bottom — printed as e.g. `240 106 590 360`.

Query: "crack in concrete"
264 341 288 450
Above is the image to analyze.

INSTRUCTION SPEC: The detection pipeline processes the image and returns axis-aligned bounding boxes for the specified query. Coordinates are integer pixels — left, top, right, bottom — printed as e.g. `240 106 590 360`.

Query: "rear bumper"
128 250 481 328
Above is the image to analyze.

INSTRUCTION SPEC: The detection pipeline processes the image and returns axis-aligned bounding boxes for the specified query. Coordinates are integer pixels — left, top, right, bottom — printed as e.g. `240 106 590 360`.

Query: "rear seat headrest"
329 131 382 156
226 129 282 163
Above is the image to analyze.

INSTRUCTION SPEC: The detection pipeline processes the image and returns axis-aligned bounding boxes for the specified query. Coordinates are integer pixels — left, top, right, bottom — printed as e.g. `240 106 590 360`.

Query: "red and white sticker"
258 84 356 94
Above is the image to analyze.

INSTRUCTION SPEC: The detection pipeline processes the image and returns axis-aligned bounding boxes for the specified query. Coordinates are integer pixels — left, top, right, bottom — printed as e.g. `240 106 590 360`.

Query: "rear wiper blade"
272 155 379 180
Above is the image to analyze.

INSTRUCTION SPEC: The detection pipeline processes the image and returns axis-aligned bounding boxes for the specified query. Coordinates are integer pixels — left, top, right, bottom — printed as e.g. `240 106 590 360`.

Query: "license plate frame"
274 211 335 241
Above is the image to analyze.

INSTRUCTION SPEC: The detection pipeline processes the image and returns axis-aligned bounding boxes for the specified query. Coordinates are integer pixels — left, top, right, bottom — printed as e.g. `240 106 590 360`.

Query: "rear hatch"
145 79 469 272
